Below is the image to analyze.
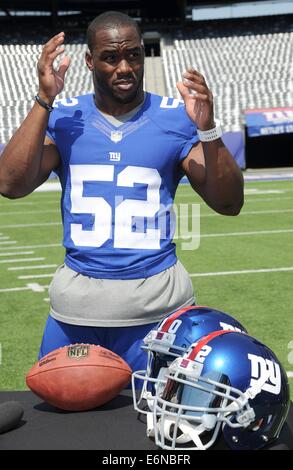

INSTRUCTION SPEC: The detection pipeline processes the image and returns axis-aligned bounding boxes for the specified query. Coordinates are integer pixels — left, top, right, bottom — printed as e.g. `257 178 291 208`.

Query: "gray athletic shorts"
49 260 195 327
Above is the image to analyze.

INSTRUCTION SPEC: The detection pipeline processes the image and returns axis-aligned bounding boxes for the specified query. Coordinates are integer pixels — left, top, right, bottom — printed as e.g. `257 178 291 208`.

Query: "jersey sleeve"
150 96 200 163
46 107 58 143
177 125 199 162
175 104 200 162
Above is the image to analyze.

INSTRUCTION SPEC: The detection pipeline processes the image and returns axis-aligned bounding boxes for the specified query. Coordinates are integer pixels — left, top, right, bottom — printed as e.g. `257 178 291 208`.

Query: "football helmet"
153 330 290 450
132 305 248 422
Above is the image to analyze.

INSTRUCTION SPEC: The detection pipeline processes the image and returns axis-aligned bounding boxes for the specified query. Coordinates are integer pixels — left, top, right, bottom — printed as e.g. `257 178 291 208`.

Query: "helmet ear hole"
248 418 264 432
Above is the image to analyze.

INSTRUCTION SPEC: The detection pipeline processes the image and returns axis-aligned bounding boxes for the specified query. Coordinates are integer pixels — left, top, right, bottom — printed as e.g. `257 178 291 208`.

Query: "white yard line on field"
0 251 34 257
0 236 9 240
0 257 45 264
18 274 55 279
0 209 58 216
180 209 293 218
0 241 17 245
244 189 285 195
244 196 293 203
0 222 61 229
189 267 293 277
0 243 61 251
200 229 293 238
0 284 49 293
8 264 57 271
0 200 57 206
287 372 293 378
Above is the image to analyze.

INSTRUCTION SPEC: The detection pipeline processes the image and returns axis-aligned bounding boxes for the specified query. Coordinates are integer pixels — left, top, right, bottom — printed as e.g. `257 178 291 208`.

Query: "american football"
25 344 132 411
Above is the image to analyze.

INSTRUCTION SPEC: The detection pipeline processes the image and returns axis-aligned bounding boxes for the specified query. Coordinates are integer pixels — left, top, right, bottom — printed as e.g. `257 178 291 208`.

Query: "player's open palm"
177 68 215 131
37 32 70 102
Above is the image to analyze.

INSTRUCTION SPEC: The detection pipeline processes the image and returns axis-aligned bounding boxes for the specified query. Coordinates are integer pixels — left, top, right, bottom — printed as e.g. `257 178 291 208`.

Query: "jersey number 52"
70 164 162 249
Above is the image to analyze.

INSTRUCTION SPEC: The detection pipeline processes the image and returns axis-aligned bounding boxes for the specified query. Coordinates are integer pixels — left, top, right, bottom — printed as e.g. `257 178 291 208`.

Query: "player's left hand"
177 68 215 131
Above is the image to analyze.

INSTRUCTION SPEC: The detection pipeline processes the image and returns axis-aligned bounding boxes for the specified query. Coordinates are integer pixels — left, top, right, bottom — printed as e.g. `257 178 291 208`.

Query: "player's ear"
85 49 94 71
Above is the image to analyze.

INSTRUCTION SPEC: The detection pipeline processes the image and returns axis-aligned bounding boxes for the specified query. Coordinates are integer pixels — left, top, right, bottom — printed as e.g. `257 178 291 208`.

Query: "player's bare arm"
0 32 70 198
177 68 244 216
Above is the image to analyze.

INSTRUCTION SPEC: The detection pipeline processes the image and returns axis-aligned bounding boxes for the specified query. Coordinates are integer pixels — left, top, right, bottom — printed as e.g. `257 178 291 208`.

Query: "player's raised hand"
177 68 215 131
37 32 70 104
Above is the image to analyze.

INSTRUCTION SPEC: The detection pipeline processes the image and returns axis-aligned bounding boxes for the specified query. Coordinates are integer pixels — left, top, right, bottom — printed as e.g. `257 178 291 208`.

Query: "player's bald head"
86 11 142 52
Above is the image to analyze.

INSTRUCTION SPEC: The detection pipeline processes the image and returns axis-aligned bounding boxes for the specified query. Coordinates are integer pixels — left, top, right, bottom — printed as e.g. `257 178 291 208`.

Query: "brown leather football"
26 344 132 411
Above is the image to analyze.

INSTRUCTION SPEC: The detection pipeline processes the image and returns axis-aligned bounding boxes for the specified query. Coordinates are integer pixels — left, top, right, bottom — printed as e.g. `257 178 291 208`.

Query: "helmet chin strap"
162 417 211 450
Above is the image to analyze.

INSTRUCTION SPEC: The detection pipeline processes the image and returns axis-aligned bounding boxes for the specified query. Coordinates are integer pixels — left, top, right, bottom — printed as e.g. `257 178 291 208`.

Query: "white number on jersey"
69 164 161 249
160 97 182 109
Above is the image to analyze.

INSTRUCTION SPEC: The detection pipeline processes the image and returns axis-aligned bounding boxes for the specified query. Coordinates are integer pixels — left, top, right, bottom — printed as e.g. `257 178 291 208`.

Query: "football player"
0 11 243 373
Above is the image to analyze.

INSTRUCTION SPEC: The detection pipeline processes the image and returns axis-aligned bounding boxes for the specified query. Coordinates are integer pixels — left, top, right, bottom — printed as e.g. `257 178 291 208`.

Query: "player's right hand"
37 32 70 104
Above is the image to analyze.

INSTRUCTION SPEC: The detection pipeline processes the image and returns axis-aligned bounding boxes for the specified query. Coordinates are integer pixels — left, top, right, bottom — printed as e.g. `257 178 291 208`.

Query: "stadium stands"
161 29 292 132
0 15 292 142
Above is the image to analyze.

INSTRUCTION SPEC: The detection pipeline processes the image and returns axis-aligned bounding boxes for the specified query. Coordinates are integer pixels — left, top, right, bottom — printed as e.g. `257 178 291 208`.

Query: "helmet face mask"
132 306 248 417
152 331 290 450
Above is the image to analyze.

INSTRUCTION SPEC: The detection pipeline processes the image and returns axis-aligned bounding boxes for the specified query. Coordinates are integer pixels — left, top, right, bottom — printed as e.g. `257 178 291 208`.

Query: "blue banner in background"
244 107 293 137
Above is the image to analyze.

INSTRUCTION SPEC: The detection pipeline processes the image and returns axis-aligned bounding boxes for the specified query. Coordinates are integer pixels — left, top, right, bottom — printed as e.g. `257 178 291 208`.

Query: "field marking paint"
189 267 293 277
200 229 293 238
0 201 57 207
0 222 61 229
0 257 45 264
8 264 57 271
0 285 49 293
181 209 293 219
0 243 61 251
0 236 9 240
0 251 34 257
18 274 54 279
244 196 293 203
0 241 17 245
244 189 285 195
176 191 290 200
287 372 293 378
0 209 58 216
26 283 48 292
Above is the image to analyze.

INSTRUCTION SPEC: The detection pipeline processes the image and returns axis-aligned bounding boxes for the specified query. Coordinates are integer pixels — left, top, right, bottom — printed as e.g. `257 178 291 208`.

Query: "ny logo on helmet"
248 353 281 395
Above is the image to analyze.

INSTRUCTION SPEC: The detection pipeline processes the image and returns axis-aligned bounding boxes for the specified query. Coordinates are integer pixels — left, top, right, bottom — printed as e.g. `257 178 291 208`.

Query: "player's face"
86 26 144 107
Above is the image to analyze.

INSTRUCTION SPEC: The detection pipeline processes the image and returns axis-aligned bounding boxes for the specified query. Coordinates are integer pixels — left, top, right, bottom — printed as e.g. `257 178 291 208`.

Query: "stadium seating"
0 16 292 142
161 30 292 132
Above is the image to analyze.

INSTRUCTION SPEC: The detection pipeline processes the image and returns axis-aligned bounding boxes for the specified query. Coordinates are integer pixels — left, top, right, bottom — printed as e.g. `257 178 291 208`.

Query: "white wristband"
197 120 222 142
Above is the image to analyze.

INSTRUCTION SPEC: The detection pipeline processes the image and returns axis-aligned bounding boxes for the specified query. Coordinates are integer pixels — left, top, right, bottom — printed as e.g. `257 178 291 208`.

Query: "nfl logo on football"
111 131 123 143
67 344 89 360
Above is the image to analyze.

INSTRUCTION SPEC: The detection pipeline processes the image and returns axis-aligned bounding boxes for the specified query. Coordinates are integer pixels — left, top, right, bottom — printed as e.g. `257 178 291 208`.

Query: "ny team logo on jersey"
109 152 121 162
248 353 281 395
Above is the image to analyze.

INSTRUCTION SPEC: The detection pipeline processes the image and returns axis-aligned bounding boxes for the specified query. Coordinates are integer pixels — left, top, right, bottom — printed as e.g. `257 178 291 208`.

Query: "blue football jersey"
46 92 199 279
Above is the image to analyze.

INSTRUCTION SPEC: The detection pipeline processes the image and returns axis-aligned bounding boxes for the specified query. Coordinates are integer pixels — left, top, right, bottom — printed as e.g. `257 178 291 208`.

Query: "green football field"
0 177 292 399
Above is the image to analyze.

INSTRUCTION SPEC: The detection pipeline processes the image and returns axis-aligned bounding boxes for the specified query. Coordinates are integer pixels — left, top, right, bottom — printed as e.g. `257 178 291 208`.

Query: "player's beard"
111 69 144 104
94 68 144 107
